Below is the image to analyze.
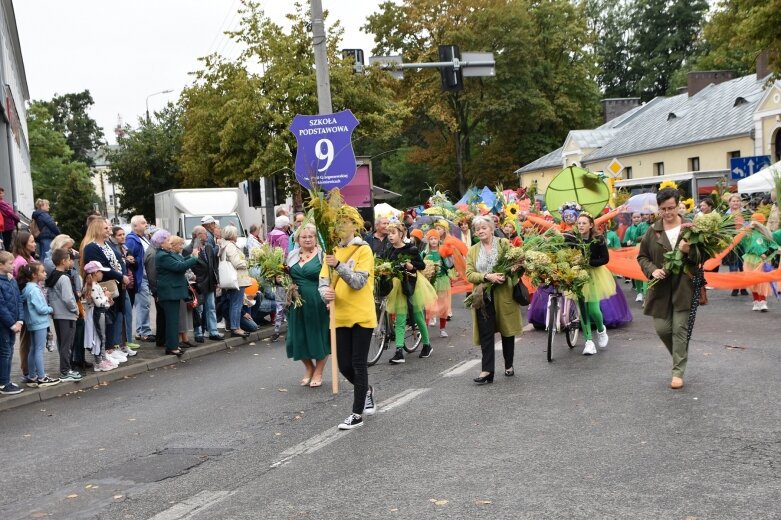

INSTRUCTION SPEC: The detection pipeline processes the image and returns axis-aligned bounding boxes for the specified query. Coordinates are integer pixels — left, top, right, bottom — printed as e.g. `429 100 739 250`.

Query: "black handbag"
376 276 393 297
513 281 530 306
401 274 414 297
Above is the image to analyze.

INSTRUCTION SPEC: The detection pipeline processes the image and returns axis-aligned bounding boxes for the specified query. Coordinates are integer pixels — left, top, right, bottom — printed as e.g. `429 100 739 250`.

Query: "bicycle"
367 294 422 366
545 288 581 362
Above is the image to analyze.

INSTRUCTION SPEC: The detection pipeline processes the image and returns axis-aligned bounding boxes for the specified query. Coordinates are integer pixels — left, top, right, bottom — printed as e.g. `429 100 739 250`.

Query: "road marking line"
147 490 234 520
270 387 430 469
441 359 481 377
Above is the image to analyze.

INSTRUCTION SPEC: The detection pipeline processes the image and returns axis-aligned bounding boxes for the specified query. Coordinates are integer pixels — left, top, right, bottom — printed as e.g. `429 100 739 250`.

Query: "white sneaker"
439 329 448 338
596 328 609 349
752 301 760 311
94 360 115 372
759 300 768 312
582 340 597 356
635 293 644 302
108 350 127 363
428 317 436 326
121 346 137 357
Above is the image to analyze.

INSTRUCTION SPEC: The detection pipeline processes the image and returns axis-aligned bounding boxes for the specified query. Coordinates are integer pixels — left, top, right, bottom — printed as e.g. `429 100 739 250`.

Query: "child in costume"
741 213 781 312
381 222 437 364
623 212 650 302
422 229 454 338
570 213 615 355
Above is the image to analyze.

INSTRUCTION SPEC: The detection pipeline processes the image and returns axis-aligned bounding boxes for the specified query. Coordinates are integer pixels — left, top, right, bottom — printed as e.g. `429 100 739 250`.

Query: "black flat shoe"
178 342 192 350
505 367 514 377
166 349 183 357
473 373 494 385
231 331 249 338
194 336 205 343
208 334 225 341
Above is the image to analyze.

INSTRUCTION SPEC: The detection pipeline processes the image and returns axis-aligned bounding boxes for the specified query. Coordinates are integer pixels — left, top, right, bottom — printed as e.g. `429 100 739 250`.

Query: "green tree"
108 103 184 220
365 0 601 194
40 90 105 166
692 0 781 77
27 101 97 239
585 0 633 98
179 1 406 191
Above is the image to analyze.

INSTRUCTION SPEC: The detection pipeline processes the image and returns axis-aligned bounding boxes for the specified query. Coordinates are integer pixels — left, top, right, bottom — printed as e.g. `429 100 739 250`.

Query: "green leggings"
394 308 430 348
633 280 647 294
577 300 605 341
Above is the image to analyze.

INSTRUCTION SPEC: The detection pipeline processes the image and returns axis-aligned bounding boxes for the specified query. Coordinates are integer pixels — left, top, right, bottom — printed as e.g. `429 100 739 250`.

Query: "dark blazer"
184 242 218 295
155 249 198 302
82 242 123 282
637 219 696 318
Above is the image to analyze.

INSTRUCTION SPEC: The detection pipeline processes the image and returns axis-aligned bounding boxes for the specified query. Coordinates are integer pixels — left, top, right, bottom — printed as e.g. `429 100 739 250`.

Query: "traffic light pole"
310 0 333 116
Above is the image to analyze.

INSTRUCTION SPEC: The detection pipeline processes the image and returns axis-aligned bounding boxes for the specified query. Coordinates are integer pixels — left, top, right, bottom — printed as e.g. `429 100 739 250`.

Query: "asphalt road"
0 286 779 520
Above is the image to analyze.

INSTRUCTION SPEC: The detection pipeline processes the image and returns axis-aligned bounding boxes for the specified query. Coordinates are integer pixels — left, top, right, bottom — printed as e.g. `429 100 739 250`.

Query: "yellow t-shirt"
320 244 377 329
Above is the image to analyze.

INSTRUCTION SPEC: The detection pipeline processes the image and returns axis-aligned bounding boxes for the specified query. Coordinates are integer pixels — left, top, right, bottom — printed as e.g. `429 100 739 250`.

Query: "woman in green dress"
285 224 330 387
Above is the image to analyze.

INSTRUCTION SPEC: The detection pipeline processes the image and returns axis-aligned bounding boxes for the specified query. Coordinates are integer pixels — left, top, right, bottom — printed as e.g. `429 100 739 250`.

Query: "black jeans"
335 326 372 415
53 319 76 374
475 299 514 373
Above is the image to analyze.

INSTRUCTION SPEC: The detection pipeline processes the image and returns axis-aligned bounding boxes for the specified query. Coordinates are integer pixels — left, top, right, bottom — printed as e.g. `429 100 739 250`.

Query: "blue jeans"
133 278 153 336
27 328 48 380
195 291 218 337
225 288 245 330
39 238 52 259
113 291 133 346
0 327 14 386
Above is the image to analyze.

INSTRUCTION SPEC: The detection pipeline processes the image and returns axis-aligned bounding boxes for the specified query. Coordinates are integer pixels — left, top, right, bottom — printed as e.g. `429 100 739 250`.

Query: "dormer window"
734 96 748 106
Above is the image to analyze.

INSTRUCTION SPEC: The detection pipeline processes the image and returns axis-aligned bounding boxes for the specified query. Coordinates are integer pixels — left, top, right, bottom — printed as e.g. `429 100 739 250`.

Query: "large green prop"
545 166 610 219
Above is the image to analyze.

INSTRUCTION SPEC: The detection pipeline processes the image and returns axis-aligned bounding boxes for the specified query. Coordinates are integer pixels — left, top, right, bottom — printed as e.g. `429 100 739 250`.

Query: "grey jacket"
46 270 78 320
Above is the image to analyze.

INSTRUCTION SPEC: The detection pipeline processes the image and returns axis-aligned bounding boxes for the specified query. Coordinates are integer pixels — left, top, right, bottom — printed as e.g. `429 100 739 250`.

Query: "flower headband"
558 201 582 213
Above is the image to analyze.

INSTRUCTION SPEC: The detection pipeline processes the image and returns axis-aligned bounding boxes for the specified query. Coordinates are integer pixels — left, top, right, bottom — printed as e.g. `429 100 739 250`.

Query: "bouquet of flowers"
647 212 737 289
248 244 303 308
522 247 591 298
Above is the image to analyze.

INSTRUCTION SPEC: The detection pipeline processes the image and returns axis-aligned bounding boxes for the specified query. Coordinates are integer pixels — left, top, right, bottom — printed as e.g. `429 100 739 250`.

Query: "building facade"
90 144 125 225
516 64 781 197
0 0 32 218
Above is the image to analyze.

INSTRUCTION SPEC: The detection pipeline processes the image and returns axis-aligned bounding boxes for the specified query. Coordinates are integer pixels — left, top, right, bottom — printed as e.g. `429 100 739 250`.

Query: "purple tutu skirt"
528 279 633 329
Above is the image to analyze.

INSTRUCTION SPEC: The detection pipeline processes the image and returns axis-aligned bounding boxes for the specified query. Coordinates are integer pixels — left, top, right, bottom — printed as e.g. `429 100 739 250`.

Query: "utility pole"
310 0 333 115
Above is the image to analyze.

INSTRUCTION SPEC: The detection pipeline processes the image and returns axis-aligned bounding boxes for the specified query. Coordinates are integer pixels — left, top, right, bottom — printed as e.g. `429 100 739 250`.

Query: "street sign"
289 110 359 190
368 55 404 80
606 158 624 178
461 52 496 77
730 155 771 180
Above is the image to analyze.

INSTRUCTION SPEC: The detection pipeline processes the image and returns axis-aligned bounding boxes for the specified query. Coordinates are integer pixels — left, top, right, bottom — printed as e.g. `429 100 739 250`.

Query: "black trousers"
53 319 76 374
155 299 166 347
475 300 514 373
2 230 12 251
335 326 372 415
161 300 180 351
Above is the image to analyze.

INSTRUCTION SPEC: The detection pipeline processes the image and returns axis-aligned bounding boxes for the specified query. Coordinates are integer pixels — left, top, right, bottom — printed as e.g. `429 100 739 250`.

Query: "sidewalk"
0 325 284 413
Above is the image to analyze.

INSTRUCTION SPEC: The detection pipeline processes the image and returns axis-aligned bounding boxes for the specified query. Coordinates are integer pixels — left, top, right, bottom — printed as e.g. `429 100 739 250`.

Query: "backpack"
29 217 41 239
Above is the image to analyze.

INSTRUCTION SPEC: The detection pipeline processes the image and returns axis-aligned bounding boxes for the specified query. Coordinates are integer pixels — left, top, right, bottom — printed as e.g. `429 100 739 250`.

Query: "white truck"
154 187 265 250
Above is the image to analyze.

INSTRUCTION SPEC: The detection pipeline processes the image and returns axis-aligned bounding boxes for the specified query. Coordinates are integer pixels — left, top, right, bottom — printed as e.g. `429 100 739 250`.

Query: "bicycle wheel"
546 295 558 363
403 321 422 353
564 299 580 349
367 303 389 366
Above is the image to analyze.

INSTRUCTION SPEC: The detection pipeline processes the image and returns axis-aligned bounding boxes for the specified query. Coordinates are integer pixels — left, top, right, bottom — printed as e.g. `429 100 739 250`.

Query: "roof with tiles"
516 74 773 174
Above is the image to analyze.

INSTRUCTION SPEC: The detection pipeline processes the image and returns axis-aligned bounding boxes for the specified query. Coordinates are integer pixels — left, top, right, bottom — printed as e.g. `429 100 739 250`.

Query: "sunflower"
659 180 679 190
505 202 520 218
683 198 695 213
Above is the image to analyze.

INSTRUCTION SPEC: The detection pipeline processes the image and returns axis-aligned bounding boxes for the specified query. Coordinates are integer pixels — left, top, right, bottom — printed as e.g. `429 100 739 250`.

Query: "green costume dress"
285 257 329 361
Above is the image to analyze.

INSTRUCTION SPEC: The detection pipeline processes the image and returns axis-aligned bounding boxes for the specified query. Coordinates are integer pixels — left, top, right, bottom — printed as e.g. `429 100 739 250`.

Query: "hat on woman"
84 260 110 274
410 228 424 240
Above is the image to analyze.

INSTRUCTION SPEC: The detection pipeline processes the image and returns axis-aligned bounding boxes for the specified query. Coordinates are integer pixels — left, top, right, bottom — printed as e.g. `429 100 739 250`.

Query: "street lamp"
145 89 173 123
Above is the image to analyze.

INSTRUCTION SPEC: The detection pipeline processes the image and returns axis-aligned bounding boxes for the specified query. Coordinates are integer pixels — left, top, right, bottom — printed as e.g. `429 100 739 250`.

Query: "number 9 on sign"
315 139 334 172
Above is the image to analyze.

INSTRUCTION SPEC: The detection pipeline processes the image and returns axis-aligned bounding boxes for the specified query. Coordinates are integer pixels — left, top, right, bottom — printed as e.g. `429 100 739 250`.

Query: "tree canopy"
39 90 105 166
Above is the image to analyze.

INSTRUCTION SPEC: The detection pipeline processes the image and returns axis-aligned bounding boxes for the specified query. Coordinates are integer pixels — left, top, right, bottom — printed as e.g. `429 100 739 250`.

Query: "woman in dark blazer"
80 218 127 359
637 187 696 390
155 230 199 356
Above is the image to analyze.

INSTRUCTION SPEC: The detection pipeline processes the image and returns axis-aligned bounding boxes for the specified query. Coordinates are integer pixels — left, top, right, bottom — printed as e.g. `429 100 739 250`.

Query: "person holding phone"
184 226 222 342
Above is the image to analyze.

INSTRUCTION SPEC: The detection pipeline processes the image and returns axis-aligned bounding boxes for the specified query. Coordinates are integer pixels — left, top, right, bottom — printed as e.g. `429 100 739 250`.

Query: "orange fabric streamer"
702 227 749 270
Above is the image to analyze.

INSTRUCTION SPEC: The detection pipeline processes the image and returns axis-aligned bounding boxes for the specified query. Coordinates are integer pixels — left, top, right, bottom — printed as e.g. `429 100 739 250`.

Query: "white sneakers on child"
635 293 644 302
439 329 448 338
596 328 609 349
582 340 597 355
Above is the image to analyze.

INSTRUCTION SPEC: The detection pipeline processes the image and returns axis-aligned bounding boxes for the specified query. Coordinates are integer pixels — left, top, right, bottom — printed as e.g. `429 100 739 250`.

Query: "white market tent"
737 160 781 193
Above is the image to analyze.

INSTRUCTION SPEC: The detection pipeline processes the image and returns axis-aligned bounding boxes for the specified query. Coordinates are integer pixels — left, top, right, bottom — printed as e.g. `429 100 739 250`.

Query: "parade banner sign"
289 110 359 190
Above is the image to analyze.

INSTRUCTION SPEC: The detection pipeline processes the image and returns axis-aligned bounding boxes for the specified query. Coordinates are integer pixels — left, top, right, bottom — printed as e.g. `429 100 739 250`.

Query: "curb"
0 328 281 413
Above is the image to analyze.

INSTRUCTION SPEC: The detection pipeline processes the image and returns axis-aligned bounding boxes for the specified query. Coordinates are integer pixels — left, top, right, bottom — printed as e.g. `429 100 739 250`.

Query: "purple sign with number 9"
289 110 360 190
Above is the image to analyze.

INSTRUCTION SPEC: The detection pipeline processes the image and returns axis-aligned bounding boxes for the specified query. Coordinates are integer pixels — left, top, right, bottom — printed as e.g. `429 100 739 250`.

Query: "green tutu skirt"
386 275 439 315
581 265 617 303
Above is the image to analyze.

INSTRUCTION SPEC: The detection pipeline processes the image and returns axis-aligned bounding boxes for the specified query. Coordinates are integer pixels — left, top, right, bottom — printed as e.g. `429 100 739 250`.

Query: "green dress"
285 257 330 361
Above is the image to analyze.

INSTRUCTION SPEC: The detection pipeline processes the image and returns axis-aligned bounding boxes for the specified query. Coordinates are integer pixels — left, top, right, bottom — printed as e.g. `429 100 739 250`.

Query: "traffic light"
341 49 365 74
439 45 463 92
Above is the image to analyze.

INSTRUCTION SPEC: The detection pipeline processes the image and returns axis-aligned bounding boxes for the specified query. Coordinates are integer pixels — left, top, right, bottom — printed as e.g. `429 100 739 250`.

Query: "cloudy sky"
15 0 386 143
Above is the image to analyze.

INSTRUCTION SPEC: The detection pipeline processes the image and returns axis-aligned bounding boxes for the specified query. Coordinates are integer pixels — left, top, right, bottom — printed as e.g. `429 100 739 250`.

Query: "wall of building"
0 0 31 217
583 137 754 179
756 85 781 161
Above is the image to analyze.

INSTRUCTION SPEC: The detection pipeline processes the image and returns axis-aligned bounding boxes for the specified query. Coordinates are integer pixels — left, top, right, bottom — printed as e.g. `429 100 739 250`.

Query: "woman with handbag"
167 236 197 347
220 225 252 338
155 231 199 356
465 216 522 384
80 218 129 365
285 223 329 387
